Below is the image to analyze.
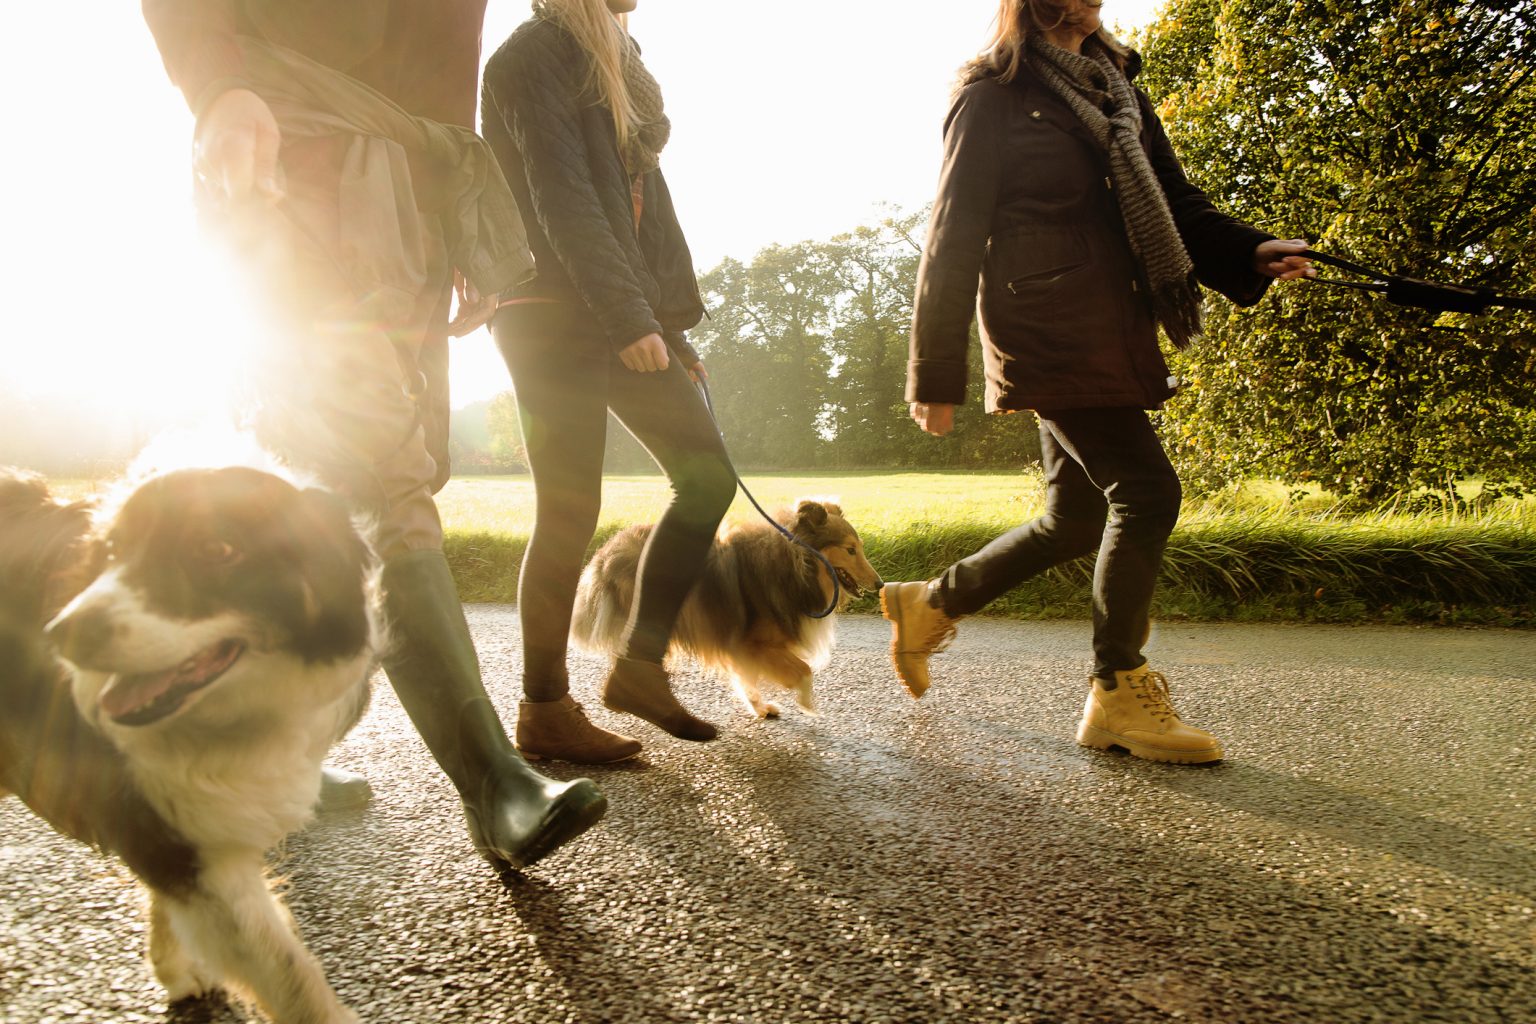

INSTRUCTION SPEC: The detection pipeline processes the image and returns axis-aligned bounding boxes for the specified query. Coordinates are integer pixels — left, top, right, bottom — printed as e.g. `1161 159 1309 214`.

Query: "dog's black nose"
46 606 116 665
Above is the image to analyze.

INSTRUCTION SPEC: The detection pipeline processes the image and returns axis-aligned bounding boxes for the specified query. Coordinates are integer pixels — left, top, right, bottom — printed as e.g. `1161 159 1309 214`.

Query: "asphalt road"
3 612 1533 1024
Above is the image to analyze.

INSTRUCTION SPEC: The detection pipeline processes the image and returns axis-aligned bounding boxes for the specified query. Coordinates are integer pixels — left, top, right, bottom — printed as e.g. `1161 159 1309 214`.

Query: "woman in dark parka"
879 0 1314 764
482 0 735 761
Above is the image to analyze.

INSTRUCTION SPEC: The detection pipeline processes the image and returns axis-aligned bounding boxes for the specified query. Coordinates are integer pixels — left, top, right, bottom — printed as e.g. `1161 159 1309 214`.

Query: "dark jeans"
493 302 736 700
935 408 1182 681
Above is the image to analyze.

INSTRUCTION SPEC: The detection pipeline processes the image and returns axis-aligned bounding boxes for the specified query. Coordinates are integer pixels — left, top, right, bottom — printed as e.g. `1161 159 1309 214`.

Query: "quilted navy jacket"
482 16 705 361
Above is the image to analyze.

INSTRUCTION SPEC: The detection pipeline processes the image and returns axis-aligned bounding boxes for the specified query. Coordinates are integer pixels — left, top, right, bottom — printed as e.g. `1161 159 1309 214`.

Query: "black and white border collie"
0 463 379 1024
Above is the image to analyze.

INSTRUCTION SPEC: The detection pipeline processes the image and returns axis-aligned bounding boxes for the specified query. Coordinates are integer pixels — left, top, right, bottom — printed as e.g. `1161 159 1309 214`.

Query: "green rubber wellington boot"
380 550 607 871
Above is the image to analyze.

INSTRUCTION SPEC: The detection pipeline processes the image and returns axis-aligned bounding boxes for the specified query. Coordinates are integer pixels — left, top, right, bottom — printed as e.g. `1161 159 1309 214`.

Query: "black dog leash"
693 375 840 619
1303 248 1536 314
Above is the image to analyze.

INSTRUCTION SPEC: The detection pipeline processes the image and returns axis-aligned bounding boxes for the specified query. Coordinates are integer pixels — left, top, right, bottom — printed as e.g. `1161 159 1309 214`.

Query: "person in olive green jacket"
142 0 606 873
881 0 1315 765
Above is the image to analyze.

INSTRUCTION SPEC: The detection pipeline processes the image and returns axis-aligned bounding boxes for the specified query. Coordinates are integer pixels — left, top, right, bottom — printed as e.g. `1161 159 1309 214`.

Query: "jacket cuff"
905 359 968 405
663 330 700 366
1208 228 1276 308
475 250 537 300
190 75 256 122
611 317 666 353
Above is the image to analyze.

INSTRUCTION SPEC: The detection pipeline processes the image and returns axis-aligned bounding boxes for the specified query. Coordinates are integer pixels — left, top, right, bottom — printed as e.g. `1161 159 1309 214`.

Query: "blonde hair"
961 0 1129 87
534 0 639 155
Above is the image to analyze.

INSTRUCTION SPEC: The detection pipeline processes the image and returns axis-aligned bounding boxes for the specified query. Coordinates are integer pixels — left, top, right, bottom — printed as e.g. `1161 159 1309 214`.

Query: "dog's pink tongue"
100 666 184 719
99 642 240 719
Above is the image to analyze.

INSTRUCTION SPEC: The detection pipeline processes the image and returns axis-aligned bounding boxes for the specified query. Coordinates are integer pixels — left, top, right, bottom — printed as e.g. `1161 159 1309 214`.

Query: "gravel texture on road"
3 613 1533 1024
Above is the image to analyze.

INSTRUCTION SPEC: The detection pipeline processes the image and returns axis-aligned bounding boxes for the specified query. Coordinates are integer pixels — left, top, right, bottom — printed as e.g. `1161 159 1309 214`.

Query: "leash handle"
1301 248 1382 280
694 375 840 619
1301 247 1513 315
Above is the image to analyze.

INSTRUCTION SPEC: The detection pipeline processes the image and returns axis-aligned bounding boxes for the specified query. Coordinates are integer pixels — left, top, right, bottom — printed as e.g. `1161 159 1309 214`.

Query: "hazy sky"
1 1 1168 416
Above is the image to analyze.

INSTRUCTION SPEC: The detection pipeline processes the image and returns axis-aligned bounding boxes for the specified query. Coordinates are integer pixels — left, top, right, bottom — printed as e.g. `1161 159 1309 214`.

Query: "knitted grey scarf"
620 34 670 175
1027 36 1202 348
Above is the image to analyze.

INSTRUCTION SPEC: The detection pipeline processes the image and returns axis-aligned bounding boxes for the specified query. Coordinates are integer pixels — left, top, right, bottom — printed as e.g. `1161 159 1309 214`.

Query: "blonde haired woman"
483 0 734 760
881 0 1314 763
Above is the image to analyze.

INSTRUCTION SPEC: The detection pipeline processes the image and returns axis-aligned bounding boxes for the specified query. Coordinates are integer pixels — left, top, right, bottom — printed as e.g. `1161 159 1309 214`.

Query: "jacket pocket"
988 231 1090 302
981 230 1126 350
1005 258 1088 295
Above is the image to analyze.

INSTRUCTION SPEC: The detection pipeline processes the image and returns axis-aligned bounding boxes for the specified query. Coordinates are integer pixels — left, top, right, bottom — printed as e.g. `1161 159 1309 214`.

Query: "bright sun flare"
5 8 261 431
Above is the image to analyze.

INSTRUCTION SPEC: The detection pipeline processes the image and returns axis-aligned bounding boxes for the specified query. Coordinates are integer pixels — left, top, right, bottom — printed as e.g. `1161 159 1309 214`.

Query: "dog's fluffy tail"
0 469 97 628
569 525 651 654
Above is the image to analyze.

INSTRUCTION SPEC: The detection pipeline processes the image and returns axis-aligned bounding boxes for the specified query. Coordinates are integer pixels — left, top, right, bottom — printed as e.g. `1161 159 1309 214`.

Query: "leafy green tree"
693 213 1042 471
1137 0 1536 500
820 218 918 466
692 243 841 467
483 390 528 470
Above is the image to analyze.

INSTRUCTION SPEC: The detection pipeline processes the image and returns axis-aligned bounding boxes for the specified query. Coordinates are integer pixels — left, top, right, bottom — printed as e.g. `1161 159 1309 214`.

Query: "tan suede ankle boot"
601 657 718 741
516 694 643 764
879 580 958 699
1075 663 1223 764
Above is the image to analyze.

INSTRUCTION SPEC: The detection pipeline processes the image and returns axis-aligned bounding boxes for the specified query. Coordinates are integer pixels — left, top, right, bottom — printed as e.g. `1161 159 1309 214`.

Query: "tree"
820 213 921 466
483 391 527 470
692 213 1042 471
1138 0 1536 500
692 243 841 467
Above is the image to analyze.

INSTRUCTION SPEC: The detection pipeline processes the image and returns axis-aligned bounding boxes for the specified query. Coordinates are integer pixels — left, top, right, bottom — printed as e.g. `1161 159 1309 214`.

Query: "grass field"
440 472 1536 626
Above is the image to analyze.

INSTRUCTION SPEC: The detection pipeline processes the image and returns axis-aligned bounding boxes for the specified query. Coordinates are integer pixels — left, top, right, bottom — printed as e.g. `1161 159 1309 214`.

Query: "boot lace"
926 618 958 655
1128 670 1180 724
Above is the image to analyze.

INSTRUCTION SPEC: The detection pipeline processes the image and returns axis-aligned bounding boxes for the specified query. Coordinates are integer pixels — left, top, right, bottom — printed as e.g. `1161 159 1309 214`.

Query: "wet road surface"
3 612 1533 1024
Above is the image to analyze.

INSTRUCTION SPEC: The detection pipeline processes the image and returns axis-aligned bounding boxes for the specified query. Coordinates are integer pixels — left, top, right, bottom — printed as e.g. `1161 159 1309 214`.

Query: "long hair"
533 0 638 155
960 0 1130 87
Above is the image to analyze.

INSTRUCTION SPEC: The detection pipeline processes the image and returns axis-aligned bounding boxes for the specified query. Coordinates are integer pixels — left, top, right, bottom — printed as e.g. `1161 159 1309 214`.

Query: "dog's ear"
821 501 843 518
794 500 828 531
288 487 375 662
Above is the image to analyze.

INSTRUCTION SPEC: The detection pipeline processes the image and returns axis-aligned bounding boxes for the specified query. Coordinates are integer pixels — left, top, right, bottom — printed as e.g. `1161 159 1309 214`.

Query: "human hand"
194 88 284 204
688 361 708 384
447 270 499 337
910 402 955 436
1254 238 1316 281
619 333 670 372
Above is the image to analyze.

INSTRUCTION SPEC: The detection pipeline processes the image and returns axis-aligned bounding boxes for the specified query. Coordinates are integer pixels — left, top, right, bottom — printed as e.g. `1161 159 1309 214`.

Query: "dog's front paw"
150 920 220 1002
156 961 221 1004
759 701 782 719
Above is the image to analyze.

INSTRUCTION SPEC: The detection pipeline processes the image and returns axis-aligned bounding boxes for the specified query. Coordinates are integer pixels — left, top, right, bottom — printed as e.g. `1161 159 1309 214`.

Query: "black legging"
493 302 736 701
935 408 1182 680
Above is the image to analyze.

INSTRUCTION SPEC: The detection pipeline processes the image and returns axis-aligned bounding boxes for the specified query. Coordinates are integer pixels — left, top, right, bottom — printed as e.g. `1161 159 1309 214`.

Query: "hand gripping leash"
694 375 840 619
1303 249 1536 314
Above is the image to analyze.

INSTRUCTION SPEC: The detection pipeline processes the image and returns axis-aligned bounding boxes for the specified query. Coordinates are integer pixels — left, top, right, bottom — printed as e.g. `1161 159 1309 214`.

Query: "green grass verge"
440 473 1536 627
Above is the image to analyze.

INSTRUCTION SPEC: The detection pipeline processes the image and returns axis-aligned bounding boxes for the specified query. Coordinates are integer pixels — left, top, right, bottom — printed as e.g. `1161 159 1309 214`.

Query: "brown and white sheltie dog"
0 463 380 1024
571 500 883 719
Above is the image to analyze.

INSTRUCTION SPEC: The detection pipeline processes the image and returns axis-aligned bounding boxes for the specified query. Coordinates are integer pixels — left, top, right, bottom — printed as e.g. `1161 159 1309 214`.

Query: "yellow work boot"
1075 663 1223 764
879 580 958 699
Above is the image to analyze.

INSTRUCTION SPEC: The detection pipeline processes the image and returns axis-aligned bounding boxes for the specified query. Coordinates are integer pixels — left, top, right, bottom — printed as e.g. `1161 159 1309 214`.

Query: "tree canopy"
1137 0 1536 500
688 211 1041 471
